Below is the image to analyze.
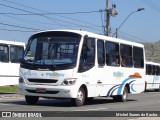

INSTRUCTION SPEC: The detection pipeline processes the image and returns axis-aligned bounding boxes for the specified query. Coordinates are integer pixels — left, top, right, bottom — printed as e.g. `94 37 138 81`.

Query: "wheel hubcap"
77 90 84 103
123 91 127 100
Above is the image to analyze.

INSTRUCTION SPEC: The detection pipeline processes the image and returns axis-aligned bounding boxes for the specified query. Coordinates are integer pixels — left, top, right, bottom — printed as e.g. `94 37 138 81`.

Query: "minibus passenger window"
78 37 95 72
133 47 144 68
105 41 120 66
97 40 105 66
120 44 133 67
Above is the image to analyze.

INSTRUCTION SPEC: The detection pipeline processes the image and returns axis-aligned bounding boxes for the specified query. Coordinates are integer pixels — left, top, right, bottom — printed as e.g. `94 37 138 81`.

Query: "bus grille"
27 79 58 83
26 89 59 94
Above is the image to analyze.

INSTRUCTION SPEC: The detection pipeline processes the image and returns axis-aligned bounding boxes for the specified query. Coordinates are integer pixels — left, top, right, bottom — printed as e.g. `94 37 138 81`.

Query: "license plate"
36 88 46 93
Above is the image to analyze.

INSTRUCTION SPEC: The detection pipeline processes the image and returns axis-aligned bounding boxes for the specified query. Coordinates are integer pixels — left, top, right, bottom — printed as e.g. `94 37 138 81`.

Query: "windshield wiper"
48 42 58 70
48 52 57 70
31 51 47 68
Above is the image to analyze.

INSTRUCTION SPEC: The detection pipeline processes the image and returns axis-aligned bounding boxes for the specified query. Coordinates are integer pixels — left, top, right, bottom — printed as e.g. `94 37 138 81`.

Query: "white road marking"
0 97 24 101
74 107 108 111
0 103 12 106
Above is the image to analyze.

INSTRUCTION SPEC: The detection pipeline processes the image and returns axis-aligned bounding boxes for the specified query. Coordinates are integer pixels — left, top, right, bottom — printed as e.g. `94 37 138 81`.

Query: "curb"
0 93 23 99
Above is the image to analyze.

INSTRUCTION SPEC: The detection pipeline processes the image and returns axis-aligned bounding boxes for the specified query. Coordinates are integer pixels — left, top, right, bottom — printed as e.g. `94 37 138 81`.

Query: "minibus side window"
78 37 95 72
105 41 120 66
97 39 105 66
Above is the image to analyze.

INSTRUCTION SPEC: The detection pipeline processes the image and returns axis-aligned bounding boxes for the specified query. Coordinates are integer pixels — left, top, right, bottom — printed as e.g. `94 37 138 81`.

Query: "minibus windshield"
22 31 81 70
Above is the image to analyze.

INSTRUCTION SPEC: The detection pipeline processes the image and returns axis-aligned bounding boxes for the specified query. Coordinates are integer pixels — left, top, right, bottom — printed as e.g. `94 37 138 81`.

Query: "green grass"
0 85 18 93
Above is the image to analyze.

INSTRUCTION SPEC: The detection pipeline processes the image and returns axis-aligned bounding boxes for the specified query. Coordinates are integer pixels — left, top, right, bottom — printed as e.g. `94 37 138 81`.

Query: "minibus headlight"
61 78 77 85
19 77 24 83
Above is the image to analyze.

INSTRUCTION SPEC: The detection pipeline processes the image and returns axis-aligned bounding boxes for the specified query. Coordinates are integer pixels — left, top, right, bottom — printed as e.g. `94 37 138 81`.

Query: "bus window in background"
10 45 24 63
0 44 9 62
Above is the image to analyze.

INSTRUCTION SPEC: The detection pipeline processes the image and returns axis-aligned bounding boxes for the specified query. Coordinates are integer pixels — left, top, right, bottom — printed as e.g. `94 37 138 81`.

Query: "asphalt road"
0 91 160 120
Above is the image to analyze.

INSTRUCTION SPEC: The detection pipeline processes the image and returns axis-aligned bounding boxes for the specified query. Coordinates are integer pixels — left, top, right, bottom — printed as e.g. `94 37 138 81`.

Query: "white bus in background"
145 61 160 91
19 30 145 106
0 40 25 86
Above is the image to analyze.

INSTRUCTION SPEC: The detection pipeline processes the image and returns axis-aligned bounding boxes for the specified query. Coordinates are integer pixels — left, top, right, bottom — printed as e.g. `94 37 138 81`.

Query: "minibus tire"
118 87 128 102
25 95 39 105
72 87 85 106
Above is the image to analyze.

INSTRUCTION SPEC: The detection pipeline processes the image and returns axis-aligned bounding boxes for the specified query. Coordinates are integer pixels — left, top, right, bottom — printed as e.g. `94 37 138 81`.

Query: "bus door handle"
97 80 102 84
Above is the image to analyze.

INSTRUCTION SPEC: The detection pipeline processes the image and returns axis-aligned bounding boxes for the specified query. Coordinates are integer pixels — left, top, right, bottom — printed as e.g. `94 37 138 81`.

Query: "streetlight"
112 8 145 38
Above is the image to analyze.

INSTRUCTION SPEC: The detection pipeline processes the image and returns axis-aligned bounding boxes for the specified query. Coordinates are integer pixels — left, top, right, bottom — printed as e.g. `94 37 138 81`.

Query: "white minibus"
19 30 145 106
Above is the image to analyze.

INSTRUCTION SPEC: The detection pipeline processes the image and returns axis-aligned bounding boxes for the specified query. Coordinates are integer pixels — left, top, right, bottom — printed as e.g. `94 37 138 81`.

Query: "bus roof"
0 40 25 46
146 61 160 66
33 29 144 48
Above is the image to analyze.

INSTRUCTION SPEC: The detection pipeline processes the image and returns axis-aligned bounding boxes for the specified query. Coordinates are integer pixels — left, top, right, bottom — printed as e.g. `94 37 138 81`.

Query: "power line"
0 11 101 15
0 3 73 29
3 14 101 30
2 14 55 29
1 0 146 41
0 28 36 32
2 0 102 27
141 0 160 12
0 3 102 31
111 27 146 42
1 0 103 31
0 22 42 31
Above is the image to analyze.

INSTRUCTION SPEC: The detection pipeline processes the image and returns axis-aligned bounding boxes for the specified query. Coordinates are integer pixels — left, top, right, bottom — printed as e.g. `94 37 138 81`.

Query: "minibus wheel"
119 86 128 102
72 87 85 106
114 87 128 102
25 95 39 105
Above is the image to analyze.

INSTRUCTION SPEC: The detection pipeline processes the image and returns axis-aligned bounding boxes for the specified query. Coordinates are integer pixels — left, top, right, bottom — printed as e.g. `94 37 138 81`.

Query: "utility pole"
106 0 110 36
105 0 118 36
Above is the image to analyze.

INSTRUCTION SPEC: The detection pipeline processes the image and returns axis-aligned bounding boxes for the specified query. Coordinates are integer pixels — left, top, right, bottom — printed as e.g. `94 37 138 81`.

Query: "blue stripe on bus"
131 82 136 92
107 78 137 96
107 84 120 96
117 78 133 95
129 80 136 92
